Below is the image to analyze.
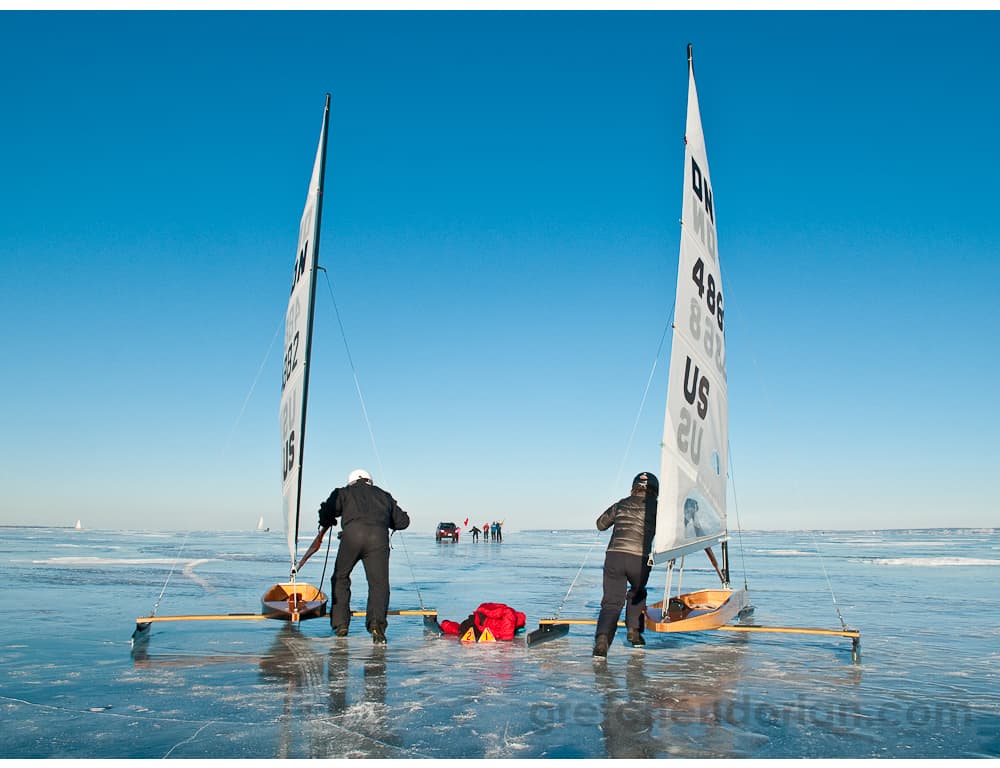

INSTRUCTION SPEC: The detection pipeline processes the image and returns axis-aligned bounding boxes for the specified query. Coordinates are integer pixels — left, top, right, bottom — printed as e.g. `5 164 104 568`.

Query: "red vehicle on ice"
435 522 460 542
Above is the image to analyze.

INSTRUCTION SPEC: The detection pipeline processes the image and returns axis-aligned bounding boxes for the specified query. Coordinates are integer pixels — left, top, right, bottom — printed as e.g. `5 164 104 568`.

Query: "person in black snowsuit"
593 471 658 657
297 469 410 644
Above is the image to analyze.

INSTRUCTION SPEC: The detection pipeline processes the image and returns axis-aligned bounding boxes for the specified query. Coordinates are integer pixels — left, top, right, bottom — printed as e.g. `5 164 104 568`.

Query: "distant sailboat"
256 515 269 532
74 519 83 531
259 95 331 622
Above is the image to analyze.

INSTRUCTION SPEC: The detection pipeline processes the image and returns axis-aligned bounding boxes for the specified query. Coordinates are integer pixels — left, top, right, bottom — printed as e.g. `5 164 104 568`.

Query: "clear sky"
1 10 998 534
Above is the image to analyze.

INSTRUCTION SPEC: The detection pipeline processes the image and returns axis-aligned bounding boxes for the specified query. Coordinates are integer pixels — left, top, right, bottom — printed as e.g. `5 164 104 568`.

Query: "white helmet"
347 468 372 485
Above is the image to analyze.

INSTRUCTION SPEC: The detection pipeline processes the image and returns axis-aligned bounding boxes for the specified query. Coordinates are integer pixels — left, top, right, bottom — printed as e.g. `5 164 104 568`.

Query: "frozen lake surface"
1 526 997 758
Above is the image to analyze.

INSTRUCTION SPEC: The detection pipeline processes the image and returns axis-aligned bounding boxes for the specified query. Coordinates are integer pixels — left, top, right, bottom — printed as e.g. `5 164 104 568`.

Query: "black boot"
593 634 609 657
627 628 645 646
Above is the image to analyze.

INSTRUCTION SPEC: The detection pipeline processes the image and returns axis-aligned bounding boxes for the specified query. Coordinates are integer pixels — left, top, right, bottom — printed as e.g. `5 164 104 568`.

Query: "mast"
294 94 330 557
281 94 331 577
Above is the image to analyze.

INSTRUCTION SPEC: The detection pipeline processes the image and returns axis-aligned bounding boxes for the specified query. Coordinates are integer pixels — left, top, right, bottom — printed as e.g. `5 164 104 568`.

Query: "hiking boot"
593 634 609 657
333 625 349 637
371 627 387 645
627 629 645 646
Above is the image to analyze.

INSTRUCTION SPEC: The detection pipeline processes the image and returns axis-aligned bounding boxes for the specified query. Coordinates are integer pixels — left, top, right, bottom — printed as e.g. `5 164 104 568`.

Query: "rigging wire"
808 530 850 631
726 285 850 630
557 306 676 612
221 316 283 459
552 539 600 619
319 267 385 481
392 530 427 611
726 442 750 591
319 266 425 608
614 308 673 492
147 532 191 618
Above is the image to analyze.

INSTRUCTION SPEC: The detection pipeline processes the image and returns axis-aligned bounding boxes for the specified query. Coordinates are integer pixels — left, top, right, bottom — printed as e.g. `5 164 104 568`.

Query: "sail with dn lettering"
633 43 750 634
653 45 729 565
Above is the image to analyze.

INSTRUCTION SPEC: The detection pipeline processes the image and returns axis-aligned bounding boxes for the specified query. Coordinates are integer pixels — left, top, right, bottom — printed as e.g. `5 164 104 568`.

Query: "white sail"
653 50 728 564
74 519 83 530
279 95 330 571
256 515 266 532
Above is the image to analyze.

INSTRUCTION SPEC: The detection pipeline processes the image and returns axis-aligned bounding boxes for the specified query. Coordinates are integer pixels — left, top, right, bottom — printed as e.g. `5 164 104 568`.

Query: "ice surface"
0 527 997 757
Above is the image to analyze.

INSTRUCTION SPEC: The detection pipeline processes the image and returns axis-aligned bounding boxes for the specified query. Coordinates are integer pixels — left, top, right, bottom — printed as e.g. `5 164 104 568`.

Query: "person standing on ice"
297 469 410 644
592 471 658 657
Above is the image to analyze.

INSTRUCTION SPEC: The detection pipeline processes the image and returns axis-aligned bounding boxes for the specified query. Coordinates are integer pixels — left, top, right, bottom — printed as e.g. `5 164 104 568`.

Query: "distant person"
297 469 410 644
483 522 490 541
495 521 503 542
471 526 480 542
593 471 658 657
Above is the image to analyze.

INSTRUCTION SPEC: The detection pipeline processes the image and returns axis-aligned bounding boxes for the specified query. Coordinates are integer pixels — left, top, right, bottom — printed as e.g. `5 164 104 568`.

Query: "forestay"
653 51 728 564
279 96 330 573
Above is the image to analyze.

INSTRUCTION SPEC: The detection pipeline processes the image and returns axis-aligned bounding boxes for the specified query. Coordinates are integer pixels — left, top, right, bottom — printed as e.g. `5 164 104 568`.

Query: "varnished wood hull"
645 588 749 633
260 582 328 622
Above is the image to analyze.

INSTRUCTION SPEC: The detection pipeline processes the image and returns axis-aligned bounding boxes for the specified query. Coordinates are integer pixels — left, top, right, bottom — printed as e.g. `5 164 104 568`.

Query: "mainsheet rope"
320 267 426 611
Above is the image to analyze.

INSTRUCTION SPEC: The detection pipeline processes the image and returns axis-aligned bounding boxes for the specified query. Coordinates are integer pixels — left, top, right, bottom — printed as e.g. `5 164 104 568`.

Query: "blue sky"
1 11 998 533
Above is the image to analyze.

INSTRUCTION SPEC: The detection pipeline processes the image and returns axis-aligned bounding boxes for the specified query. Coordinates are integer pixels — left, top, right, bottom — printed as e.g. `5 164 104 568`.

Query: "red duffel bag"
440 602 526 640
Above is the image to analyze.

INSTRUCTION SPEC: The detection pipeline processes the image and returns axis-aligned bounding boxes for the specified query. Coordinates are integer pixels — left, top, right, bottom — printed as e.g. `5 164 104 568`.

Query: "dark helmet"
632 472 659 491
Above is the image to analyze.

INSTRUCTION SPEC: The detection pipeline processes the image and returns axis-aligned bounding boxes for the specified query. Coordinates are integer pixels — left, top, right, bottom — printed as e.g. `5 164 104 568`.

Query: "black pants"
596 551 651 640
330 524 391 633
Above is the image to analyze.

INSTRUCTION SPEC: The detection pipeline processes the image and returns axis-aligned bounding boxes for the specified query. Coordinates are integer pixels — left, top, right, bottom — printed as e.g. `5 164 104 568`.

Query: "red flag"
463 518 469 527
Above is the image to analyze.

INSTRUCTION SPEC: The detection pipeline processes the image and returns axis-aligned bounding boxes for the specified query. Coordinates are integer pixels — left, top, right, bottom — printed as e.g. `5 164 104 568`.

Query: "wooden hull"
260 582 328 622
645 588 749 633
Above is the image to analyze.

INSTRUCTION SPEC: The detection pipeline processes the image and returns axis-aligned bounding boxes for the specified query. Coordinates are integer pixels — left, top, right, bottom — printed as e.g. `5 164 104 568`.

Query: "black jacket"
596 493 657 558
319 483 410 532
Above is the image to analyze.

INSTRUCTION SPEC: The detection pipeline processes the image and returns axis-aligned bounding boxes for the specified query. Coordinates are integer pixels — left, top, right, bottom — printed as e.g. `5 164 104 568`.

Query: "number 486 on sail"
689 258 726 378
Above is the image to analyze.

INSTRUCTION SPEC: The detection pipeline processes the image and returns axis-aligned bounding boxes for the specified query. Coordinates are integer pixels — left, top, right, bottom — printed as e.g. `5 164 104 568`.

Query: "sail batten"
279 95 331 571
653 52 729 565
